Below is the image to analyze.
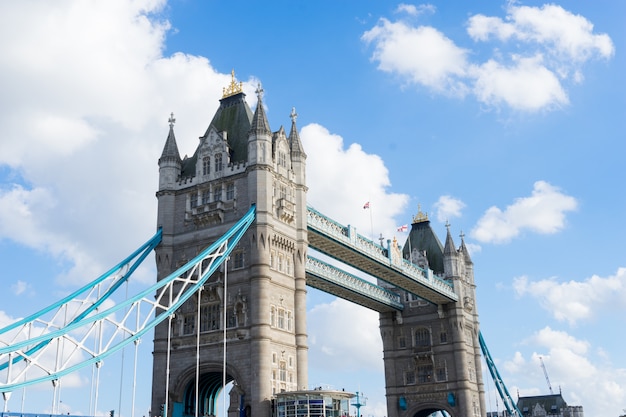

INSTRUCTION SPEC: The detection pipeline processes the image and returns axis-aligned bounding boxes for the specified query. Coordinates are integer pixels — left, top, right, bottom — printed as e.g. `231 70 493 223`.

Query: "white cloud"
307 298 383 372
394 3 436 17
513 267 626 325
433 195 466 222
301 123 410 240
363 4 614 112
362 19 470 95
11 280 29 296
503 327 626 416
471 181 577 244
468 4 615 62
472 54 569 111
0 1 250 287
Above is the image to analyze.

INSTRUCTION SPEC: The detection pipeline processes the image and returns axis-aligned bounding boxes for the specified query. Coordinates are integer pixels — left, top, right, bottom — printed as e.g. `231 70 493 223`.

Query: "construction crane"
539 356 554 394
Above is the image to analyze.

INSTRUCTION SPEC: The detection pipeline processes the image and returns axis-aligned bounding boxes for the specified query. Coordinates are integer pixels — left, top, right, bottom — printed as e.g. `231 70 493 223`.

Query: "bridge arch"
408 401 453 417
170 363 246 417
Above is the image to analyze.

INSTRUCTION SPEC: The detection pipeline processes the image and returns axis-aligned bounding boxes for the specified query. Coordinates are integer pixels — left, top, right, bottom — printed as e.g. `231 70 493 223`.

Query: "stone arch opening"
181 372 238 417
412 408 451 417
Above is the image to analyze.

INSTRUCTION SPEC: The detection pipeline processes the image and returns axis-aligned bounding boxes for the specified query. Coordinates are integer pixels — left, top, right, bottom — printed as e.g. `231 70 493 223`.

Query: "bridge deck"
307 207 458 305
305 256 404 312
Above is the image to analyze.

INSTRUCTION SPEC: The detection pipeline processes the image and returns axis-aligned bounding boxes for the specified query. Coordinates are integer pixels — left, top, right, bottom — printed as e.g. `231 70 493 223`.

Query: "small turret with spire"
158 112 182 191
248 84 272 165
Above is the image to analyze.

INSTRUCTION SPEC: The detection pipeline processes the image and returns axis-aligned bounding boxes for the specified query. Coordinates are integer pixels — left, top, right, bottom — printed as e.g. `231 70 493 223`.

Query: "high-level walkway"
305 206 458 308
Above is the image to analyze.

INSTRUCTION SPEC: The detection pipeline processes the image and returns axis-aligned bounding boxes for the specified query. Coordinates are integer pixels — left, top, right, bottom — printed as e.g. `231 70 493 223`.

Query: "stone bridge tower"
152 73 308 417
379 209 486 417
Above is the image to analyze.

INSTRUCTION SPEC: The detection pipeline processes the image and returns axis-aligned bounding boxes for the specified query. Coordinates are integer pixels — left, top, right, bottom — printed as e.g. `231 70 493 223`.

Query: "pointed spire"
459 231 473 264
159 112 181 163
250 84 271 135
443 221 457 256
288 107 306 156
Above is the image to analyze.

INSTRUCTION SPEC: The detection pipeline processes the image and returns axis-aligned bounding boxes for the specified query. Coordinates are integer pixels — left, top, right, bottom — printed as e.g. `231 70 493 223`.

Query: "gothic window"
272 352 277 364
182 315 195 335
202 157 210 175
415 328 431 347
405 370 416 385
440 331 448 344
278 309 285 329
278 151 286 168
280 185 287 200
233 251 244 269
279 362 287 382
417 364 433 383
213 184 222 202
270 250 276 269
215 154 223 172
435 360 448 382
278 254 284 272
468 358 476 382
285 257 292 275
398 336 406 348
189 193 198 208
226 183 235 200
286 311 292 331
288 356 293 368
200 304 220 332
201 189 210 205
270 306 276 327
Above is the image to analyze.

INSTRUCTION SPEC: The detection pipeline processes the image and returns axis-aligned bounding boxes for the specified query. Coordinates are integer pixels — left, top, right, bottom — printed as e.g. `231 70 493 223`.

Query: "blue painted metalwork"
0 205 256 393
0 229 162 371
0 228 162 337
306 206 457 304
305 256 403 312
479 331 522 417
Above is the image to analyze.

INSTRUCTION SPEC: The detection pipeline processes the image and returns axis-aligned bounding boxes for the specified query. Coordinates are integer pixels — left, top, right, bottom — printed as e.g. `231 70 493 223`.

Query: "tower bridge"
0 73 522 417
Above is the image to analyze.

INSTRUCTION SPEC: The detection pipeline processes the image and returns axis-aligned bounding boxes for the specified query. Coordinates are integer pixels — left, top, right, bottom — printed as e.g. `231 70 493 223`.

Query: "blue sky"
0 1 624 416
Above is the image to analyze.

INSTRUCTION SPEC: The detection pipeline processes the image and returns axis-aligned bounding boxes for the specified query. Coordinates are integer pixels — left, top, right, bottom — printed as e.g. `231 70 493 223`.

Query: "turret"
443 222 460 279
288 107 306 185
158 113 181 191
248 84 272 166
460 232 474 282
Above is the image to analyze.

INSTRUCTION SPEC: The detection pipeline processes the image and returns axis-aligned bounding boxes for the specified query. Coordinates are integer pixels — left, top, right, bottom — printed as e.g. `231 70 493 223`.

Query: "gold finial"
412 204 429 224
222 69 243 98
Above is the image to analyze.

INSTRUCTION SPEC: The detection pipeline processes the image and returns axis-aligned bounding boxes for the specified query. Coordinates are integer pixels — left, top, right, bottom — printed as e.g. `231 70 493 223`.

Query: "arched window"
202 156 210 175
215 153 223 172
213 184 222 202
226 183 235 200
415 328 431 347
200 304 220 332
201 190 210 205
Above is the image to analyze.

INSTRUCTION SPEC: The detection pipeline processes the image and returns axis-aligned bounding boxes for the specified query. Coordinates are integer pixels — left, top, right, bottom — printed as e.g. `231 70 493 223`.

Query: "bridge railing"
306 256 403 309
307 206 456 298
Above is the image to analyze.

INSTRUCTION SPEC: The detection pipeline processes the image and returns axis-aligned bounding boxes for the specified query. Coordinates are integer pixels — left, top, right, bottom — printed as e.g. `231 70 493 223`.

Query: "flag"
363 201 370 209
397 224 408 232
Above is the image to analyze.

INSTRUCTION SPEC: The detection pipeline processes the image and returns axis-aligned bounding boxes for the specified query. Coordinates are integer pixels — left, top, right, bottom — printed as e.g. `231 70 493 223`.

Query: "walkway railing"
306 206 457 304
305 256 404 312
